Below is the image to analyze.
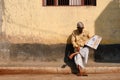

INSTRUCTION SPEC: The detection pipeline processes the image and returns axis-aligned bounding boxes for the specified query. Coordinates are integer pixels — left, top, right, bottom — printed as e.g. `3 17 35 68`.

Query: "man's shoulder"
72 29 78 34
83 30 89 34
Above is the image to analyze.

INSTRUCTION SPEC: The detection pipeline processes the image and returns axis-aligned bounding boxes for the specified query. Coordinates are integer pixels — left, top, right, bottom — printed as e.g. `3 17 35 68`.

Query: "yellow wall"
2 0 120 44
0 0 2 33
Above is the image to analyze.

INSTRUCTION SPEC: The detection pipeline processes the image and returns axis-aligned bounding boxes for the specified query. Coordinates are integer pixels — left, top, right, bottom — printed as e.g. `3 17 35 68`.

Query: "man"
69 22 91 76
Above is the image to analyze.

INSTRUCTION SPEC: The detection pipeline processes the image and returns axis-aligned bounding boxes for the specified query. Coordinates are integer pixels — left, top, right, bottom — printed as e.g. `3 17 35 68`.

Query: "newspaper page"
85 35 102 49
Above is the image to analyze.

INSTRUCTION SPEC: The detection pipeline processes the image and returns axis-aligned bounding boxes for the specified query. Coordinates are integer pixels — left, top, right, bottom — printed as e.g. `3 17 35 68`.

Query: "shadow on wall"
95 0 120 43
0 0 5 35
94 0 120 62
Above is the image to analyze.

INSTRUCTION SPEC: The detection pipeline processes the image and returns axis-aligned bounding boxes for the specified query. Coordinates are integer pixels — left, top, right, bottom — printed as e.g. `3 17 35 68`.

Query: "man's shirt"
71 29 90 48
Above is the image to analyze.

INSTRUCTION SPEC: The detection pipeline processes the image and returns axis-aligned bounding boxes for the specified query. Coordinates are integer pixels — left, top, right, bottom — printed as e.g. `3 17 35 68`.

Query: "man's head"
77 22 84 33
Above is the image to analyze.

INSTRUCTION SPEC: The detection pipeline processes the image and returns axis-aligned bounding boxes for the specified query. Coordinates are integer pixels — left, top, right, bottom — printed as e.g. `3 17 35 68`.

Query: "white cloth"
74 47 89 69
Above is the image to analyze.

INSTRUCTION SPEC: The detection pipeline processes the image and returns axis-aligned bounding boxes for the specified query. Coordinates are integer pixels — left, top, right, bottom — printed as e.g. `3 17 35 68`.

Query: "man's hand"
69 52 79 59
75 47 80 52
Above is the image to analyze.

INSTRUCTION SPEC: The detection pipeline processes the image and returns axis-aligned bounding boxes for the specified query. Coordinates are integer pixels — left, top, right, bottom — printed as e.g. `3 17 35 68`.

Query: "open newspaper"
85 35 102 49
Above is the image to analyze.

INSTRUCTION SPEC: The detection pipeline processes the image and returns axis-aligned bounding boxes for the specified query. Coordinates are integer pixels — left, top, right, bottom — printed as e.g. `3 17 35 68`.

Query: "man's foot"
82 72 88 76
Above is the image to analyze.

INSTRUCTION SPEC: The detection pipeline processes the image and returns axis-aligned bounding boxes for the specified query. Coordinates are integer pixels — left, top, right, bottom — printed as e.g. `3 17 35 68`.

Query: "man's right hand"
69 52 79 59
75 47 80 52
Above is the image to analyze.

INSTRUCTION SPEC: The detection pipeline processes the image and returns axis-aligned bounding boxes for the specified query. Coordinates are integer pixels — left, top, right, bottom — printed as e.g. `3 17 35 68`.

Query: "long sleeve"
71 33 78 48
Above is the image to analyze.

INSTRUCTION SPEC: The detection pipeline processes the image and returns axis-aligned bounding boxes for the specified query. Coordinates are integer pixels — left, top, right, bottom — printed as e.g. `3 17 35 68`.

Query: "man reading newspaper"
69 22 102 76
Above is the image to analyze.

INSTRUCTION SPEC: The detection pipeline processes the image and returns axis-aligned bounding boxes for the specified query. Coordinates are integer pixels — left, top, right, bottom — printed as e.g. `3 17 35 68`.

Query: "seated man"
69 22 91 76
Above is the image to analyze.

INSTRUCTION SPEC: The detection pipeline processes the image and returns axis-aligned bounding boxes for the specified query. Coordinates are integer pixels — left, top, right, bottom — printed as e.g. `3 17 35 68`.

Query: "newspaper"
85 35 102 49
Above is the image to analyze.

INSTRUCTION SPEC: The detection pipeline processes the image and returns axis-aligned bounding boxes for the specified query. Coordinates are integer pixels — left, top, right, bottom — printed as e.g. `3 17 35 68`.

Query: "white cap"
77 22 84 29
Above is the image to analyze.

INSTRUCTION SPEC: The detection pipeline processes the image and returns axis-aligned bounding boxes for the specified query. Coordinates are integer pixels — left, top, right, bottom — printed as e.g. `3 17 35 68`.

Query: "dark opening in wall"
84 0 96 6
43 0 96 6
58 0 69 5
46 0 54 6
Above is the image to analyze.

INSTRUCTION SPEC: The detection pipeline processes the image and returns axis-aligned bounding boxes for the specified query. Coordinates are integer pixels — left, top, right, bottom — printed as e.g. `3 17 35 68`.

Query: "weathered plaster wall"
0 0 2 33
2 0 119 44
0 0 120 62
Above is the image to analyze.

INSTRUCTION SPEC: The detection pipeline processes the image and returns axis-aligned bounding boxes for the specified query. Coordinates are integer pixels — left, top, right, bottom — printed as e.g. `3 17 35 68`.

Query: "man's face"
77 27 83 33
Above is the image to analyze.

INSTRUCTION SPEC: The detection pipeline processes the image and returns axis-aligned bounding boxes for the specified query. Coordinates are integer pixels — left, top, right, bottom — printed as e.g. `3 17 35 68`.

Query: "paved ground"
0 73 120 80
0 59 119 80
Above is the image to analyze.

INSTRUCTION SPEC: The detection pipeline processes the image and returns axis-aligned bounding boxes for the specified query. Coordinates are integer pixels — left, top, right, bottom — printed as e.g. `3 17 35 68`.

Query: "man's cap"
77 22 84 29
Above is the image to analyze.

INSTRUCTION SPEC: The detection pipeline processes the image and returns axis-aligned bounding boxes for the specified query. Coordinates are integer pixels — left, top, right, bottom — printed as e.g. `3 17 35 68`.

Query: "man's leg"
80 47 89 64
83 47 89 64
77 65 88 76
74 54 88 76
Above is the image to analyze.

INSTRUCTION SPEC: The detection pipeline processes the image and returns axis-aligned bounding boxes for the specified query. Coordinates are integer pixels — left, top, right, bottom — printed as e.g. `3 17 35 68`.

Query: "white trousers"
74 47 89 69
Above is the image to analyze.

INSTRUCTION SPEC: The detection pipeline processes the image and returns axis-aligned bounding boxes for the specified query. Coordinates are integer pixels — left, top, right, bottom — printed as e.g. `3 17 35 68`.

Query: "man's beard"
78 29 83 34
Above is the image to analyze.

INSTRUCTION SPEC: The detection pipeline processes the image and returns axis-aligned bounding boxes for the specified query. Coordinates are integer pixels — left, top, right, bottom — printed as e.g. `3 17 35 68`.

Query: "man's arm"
71 33 78 48
69 52 79 59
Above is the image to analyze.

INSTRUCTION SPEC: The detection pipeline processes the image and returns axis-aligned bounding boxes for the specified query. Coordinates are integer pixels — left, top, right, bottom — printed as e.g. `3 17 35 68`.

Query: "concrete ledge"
0 67 120 74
